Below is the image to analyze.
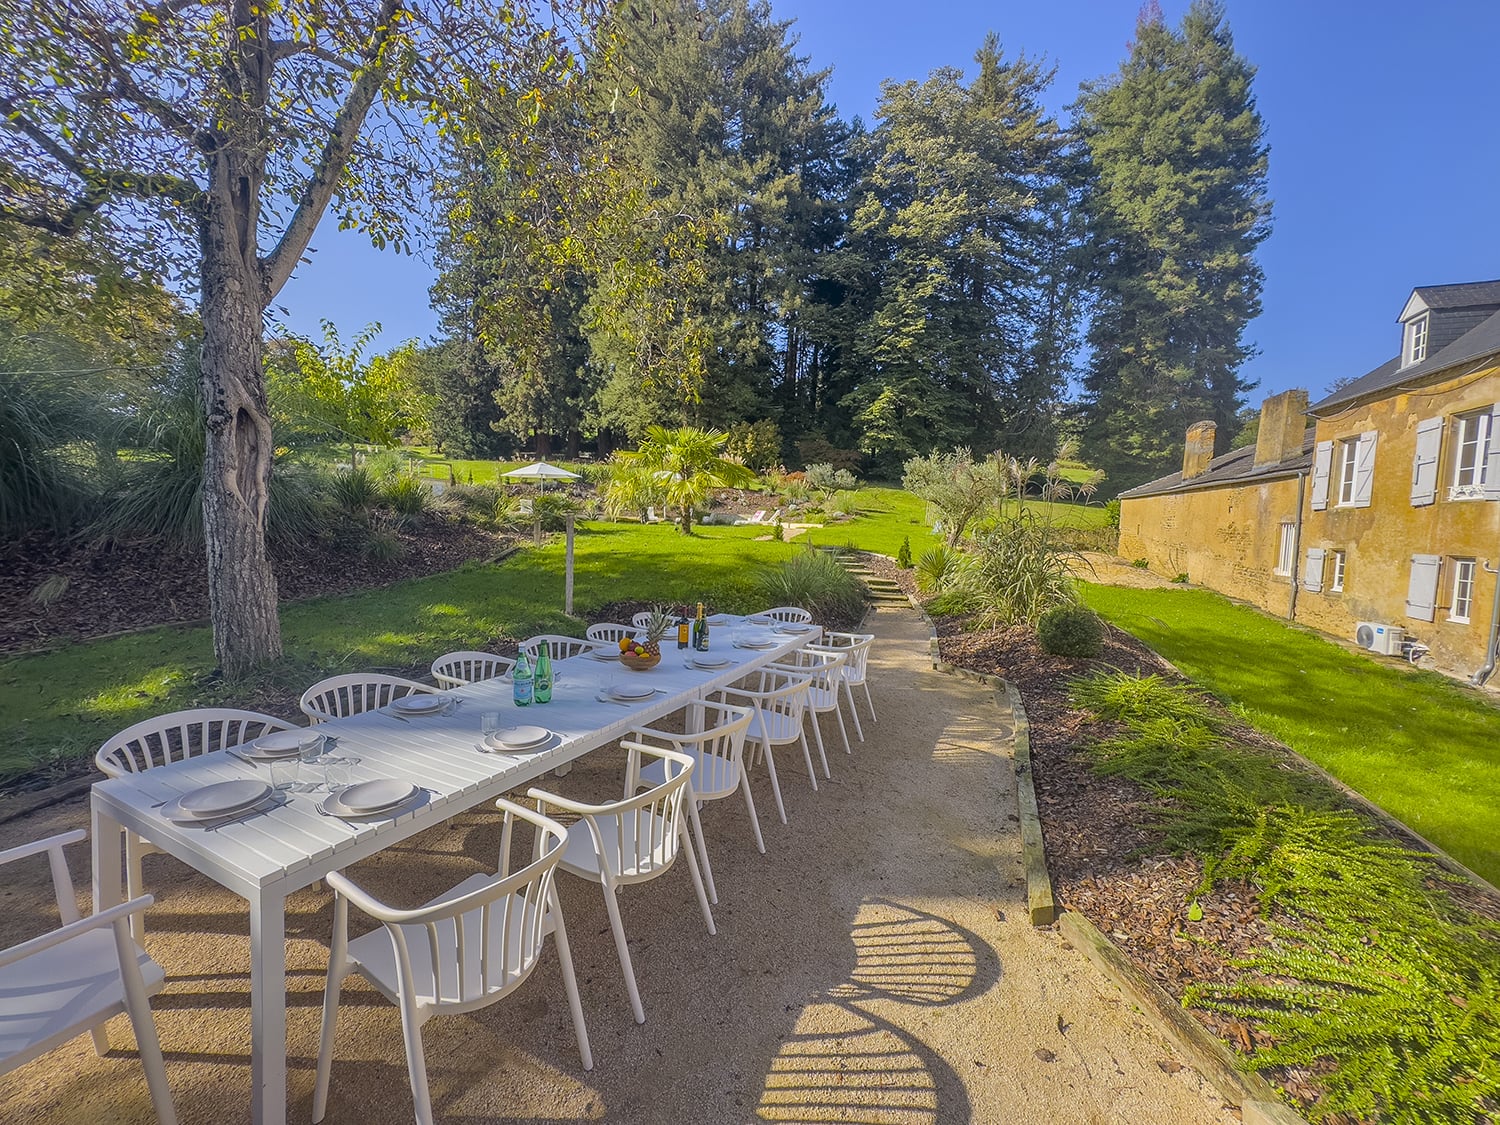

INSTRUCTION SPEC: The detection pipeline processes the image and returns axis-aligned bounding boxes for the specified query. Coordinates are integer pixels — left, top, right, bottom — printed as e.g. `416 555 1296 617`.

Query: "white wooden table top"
91 619 814 896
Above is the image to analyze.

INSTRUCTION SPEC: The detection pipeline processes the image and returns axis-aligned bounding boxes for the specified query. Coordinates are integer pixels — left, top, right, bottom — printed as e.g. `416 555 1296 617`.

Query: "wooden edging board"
1058 910 1309 1123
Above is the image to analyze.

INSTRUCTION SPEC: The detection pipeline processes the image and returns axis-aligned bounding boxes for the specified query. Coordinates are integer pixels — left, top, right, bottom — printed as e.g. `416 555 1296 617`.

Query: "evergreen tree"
1073 0 1271 493
841 36 1077 475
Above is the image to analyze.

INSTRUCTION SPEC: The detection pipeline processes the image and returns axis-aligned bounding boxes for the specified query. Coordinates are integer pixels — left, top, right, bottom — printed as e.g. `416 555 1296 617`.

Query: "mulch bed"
0 519 514 656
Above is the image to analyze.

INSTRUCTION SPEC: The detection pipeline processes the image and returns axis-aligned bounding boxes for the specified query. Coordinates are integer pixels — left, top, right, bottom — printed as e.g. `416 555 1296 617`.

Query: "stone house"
1118 279 1500 680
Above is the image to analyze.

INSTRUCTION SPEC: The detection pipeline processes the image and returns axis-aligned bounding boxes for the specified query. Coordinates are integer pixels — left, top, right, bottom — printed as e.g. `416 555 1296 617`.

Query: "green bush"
1037 604 1105 658
896 535 912 569
382 473 430 518
823 489 859 518
362 528 405 562
1130 557 1149 569
952 512 1080 627
0 367 109 535
330 465 380 513
532 492 579 531
805 462 860 492
1105 498 1121 527
915 545 958 593
757 546 868 627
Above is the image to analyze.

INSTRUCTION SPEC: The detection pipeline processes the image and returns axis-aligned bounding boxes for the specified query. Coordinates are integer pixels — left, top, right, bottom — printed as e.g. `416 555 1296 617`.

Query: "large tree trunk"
198 174 282 676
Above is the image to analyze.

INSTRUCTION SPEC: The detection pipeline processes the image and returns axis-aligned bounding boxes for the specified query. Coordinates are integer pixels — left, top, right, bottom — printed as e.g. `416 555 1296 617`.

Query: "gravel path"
1 605 1234 1124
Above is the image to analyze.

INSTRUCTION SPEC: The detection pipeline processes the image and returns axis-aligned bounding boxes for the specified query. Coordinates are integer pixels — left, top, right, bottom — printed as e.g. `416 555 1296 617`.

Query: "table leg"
91 806 126 1055
249 888 289 1125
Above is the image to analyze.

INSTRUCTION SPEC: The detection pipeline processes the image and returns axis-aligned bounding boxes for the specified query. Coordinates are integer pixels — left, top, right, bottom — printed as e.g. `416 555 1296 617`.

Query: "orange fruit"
618 637 631 652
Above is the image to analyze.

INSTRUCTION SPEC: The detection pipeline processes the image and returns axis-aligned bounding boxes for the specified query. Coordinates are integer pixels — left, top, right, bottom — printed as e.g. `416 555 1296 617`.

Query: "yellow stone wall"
1298 362 1500 672
1117 476 1303 617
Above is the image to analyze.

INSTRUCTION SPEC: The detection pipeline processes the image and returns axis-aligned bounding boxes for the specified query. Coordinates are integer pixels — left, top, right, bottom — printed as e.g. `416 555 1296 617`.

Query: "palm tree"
622 425 756 533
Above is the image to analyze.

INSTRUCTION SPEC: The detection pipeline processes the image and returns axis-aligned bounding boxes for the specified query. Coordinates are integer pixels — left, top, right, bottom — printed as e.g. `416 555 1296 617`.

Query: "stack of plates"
606 682 656 702
588 649 622 662
392 694 448 715
234 730 306 762
480 725 553 753
319 779 422 819
735 637 777 650
689 654 732 670
160 780 275 826
775 623 816 635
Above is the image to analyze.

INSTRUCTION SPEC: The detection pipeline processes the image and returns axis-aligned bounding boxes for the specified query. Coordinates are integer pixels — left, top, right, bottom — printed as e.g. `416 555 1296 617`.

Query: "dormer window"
1406 314 1429 365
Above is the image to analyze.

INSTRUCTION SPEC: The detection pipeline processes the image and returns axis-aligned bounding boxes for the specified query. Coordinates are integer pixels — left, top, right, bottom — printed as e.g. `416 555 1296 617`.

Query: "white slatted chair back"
300 674 434 724
630 611 656 630
630 700 753 801
521 634 607 663
585 622 635 644
314 801 591 1124
0 830 177 1123
761 605 813 624
728 666 812 741
430 651 514 689
96 709 292 777
822 631 874 685
774 648 847 713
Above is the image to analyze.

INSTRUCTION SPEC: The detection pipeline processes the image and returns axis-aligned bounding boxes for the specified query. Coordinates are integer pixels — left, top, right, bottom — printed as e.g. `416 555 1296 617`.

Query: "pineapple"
642 606 672 660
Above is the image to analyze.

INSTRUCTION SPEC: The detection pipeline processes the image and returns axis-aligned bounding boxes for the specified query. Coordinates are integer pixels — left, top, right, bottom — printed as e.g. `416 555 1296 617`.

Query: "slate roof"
1409 279 1500 311
1118 428 1316 500
1310 307 1500 414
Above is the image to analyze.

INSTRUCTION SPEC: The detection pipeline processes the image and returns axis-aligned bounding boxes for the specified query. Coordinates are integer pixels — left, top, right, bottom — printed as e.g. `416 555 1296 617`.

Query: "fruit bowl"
619 650 661 672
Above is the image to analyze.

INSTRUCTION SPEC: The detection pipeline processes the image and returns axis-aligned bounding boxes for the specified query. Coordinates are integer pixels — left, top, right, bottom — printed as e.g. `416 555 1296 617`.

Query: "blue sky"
276 0 1500 405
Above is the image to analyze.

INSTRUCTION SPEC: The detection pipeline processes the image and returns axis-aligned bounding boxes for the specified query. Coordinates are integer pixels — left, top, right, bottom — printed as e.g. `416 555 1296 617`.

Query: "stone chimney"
1181 421 1217 480
1253 388 1310 469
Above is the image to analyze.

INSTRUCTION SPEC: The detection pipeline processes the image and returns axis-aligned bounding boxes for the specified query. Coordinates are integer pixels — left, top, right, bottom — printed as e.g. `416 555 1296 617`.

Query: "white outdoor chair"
628 699 757 904
720 667 817 825
0 830 177 1125
430 650 515 689
585 622 636 645
313 800 591 1125
774 646 852 758
630 610 657 630
96 708 293 941
530 742 713 1025
820 631 876 731
521 634 610 663
760 605 813 624
300 673 436 724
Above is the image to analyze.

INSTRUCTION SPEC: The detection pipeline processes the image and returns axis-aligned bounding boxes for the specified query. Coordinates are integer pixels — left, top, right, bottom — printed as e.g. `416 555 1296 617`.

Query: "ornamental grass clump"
757 547 867 627
1067 668 1500 1122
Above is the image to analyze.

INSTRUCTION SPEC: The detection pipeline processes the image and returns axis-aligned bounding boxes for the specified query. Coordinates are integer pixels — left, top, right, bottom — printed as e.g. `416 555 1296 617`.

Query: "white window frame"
1337 439 1360 506
1407 314 1429 365
1451 410 1492 496
1451 558 1476 623
1331 550 1346 592
1275 522 1296 576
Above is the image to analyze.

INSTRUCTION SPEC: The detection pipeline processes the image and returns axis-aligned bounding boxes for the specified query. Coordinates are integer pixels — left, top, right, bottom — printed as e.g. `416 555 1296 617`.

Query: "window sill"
1445 487 1488 501
1450 616 1472 625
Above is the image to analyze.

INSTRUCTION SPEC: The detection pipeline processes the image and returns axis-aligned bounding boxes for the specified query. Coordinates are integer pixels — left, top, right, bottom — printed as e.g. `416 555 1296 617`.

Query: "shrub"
896 535 912 569
1171 572 1189 584
804 462 860 492
362 528 405 562
330 465 380 513
823 489 859 519
951 512 1081 628
532 491 579 531
1104 498 1121 527
0 366 109 535
915 545 958 593
444 482 503 523
726 419 783 473
382 473 430 518
757 546 868 627
1037 604 1105 658
1130 557 1149 569
794 434 862 473
365 448 421 480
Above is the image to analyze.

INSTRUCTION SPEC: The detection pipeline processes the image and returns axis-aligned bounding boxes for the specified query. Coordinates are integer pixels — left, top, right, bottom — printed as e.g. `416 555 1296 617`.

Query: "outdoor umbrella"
501 461 581 493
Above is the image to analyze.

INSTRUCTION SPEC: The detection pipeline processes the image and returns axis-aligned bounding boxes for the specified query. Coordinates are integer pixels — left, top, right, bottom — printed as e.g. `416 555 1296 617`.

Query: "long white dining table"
90 617 816 1125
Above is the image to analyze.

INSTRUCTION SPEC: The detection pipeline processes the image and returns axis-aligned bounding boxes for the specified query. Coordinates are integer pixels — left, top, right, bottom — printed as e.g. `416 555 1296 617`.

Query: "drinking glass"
481 711 501 742
268 757 300 792
322 758 354 794
299 733 327 792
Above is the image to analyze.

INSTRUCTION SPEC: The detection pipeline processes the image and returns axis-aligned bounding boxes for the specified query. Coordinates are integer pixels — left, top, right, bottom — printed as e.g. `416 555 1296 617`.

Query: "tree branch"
270 38 359 72
259 0 405 296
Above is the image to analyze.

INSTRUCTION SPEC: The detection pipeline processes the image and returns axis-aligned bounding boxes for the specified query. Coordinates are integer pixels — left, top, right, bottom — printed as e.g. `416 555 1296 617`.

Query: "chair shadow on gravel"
828 897 999 1007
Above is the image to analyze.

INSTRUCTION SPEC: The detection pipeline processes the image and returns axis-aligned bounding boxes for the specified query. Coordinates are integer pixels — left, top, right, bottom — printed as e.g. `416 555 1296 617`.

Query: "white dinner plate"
690 655 732 669
319 784 424 820
776 623 815 634
333 779 419 813
588 650 622 661
392 694 448 714
747 615 773 626
176 780 272 817
609 683 656 701
247 730 305 757
488 725 551 750
706 614 731 626
735 638 777 650
160 790 278 826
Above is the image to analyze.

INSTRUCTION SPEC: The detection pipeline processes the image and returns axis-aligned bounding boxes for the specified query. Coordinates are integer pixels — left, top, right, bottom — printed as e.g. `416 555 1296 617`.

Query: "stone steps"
835 557 908 604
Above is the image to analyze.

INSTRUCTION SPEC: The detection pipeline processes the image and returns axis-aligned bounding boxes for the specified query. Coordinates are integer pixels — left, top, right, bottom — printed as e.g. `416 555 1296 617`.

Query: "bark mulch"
0 518 514 656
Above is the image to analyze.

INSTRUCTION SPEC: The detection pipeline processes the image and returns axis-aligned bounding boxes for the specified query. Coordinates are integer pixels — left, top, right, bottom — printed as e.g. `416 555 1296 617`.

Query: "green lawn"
0 523 800 783
1082 584 1500 884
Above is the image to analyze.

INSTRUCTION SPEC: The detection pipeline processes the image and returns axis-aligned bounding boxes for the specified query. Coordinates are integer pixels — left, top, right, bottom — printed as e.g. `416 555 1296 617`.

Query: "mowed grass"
1082 584 1500 884
0 523 799 783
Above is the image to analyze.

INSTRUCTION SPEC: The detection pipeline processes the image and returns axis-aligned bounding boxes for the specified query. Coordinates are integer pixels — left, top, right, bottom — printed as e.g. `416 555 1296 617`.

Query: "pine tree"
1073 0 1271 493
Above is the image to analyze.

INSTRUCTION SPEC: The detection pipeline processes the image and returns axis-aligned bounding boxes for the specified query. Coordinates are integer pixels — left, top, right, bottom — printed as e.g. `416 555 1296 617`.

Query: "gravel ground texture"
1 604 1236 1125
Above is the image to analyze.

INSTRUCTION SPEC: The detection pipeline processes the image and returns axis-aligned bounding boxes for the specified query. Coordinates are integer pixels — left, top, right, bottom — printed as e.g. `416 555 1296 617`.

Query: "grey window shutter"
1310 440 1333 510
1410 417 1443 506
1303 547 1325 592
1405 554 1441 622
1352 431 1377 508
1485 403 1500 500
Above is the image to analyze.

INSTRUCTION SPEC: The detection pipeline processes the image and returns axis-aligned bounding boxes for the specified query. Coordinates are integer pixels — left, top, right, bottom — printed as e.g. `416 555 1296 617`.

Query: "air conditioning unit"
1355 621 1405 656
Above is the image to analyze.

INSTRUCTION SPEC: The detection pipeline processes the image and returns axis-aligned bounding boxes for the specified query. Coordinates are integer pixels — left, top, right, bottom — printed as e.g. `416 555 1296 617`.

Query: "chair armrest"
0 828 85 870
0 894 152 970
526 787 606 816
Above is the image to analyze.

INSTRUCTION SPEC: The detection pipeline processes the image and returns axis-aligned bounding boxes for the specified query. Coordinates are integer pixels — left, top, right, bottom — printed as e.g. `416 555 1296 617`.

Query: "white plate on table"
707 614 731 626
735 637 778 650
392 694 449 715
688 655 732 669
321 779 420 818
486 725 552 750
177 780 273 817
747 615 773 626
587 650 622 662
775 623 816 634
244 730 305 758
607 682 656 702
